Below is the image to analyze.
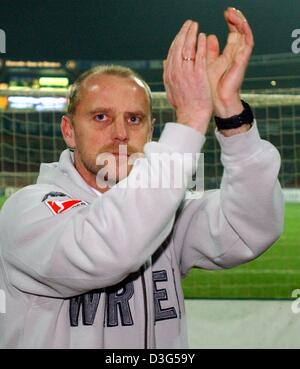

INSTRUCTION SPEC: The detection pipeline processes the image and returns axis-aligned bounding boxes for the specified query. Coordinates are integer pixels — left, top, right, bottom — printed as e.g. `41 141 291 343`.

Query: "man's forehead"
82 74 146 97
77 73 151 113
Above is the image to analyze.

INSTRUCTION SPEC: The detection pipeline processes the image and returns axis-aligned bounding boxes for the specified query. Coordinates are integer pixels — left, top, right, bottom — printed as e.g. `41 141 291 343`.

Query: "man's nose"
111 116 129 142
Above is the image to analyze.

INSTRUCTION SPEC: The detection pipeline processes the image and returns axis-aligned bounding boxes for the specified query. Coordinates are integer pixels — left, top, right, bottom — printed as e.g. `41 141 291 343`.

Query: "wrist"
214 100 254 133
176 110 212 135
214 97 244 118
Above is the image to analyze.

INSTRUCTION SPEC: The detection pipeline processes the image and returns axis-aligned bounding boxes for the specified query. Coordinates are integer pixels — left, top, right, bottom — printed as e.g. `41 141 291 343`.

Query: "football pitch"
0 196 6 209
0 196 299 300
183 203 300 299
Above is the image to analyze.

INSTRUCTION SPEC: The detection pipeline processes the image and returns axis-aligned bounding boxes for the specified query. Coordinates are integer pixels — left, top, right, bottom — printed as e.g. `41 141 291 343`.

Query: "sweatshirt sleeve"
172 121 284 275
0 123 205 298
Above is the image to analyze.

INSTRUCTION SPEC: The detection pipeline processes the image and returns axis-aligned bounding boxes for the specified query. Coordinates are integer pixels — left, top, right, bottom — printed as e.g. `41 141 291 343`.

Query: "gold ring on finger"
183 57 195 61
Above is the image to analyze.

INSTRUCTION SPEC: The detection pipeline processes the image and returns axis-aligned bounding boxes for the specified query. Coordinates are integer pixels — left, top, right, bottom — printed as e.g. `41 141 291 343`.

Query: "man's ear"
61 115 76 150
147 118 156 142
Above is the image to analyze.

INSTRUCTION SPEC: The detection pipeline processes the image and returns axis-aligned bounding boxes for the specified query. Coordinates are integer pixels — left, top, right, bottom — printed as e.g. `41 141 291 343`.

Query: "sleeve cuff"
215 120 263 165
144 123 206 185
156 122 206 154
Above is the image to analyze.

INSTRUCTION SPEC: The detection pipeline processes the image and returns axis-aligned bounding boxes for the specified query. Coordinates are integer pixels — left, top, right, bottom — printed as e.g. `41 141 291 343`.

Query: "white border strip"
283 189 300 203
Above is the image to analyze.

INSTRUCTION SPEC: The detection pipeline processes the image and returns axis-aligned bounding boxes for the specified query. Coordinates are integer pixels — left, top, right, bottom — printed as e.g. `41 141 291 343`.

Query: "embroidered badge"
45 199 87 215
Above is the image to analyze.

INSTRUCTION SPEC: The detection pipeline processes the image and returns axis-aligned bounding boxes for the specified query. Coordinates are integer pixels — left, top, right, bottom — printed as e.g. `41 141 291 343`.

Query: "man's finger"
182 21 199 61
166 20 192 63
169 20 193 56
223 7 253 61
206 34 220 65
224 8 239 33
168 20 194 74
241 18 255 49
230 11 254 60
195 32 207 67
236 8 247 22
223 31 241 61
225 8 247 34
234 7 254 48
164 20 193 85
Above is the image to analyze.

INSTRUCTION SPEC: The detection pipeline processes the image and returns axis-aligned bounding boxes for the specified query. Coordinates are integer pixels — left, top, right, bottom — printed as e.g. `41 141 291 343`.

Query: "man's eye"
95 114 108 122
128 116 141 124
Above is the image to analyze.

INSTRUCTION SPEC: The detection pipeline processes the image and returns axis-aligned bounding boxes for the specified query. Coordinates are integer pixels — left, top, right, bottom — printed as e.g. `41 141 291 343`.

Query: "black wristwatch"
214 100 254 130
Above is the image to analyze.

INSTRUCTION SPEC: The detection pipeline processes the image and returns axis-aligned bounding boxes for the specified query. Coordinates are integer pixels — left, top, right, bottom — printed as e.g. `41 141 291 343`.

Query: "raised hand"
206 7 254 119
163 20 213 135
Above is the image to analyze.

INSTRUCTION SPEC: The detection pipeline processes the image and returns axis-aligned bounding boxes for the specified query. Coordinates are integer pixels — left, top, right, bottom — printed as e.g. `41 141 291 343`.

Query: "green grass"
182 203 300 299
0 196 7 209
0 196 299 299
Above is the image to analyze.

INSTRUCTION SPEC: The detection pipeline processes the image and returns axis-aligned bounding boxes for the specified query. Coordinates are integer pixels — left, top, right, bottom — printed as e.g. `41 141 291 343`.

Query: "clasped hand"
163 7 254 135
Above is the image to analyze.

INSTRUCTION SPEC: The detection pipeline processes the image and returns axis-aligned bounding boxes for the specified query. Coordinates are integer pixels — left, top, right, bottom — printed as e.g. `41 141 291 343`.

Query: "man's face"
63 74 153 189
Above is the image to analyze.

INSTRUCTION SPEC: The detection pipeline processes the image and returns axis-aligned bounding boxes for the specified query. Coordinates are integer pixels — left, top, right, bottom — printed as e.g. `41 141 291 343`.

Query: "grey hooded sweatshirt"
0 122 284 349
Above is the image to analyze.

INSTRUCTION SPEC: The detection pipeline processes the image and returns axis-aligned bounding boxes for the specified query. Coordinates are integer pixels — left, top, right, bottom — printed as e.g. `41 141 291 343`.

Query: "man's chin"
95 165 133 189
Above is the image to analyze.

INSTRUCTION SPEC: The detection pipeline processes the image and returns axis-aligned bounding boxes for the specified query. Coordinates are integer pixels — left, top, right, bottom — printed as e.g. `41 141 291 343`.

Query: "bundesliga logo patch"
45 199 87 215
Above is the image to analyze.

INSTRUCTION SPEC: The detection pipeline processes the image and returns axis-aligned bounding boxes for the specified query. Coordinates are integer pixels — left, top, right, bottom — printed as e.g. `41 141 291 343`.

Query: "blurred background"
0 0 299 348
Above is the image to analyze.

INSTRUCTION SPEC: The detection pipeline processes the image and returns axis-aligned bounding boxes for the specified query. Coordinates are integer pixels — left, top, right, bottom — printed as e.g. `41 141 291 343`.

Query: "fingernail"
237 9 245 17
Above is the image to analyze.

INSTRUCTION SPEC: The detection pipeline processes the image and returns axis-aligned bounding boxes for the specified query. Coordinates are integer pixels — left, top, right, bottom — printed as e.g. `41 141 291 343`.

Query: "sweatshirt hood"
36 149 98 203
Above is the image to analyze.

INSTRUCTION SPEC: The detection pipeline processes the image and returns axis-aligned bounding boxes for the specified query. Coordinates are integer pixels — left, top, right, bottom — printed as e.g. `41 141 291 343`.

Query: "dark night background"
0 0 299 61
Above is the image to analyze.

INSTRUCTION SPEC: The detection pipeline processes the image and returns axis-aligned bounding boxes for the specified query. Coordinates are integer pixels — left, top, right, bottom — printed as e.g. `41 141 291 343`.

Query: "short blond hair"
67 65 152 116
